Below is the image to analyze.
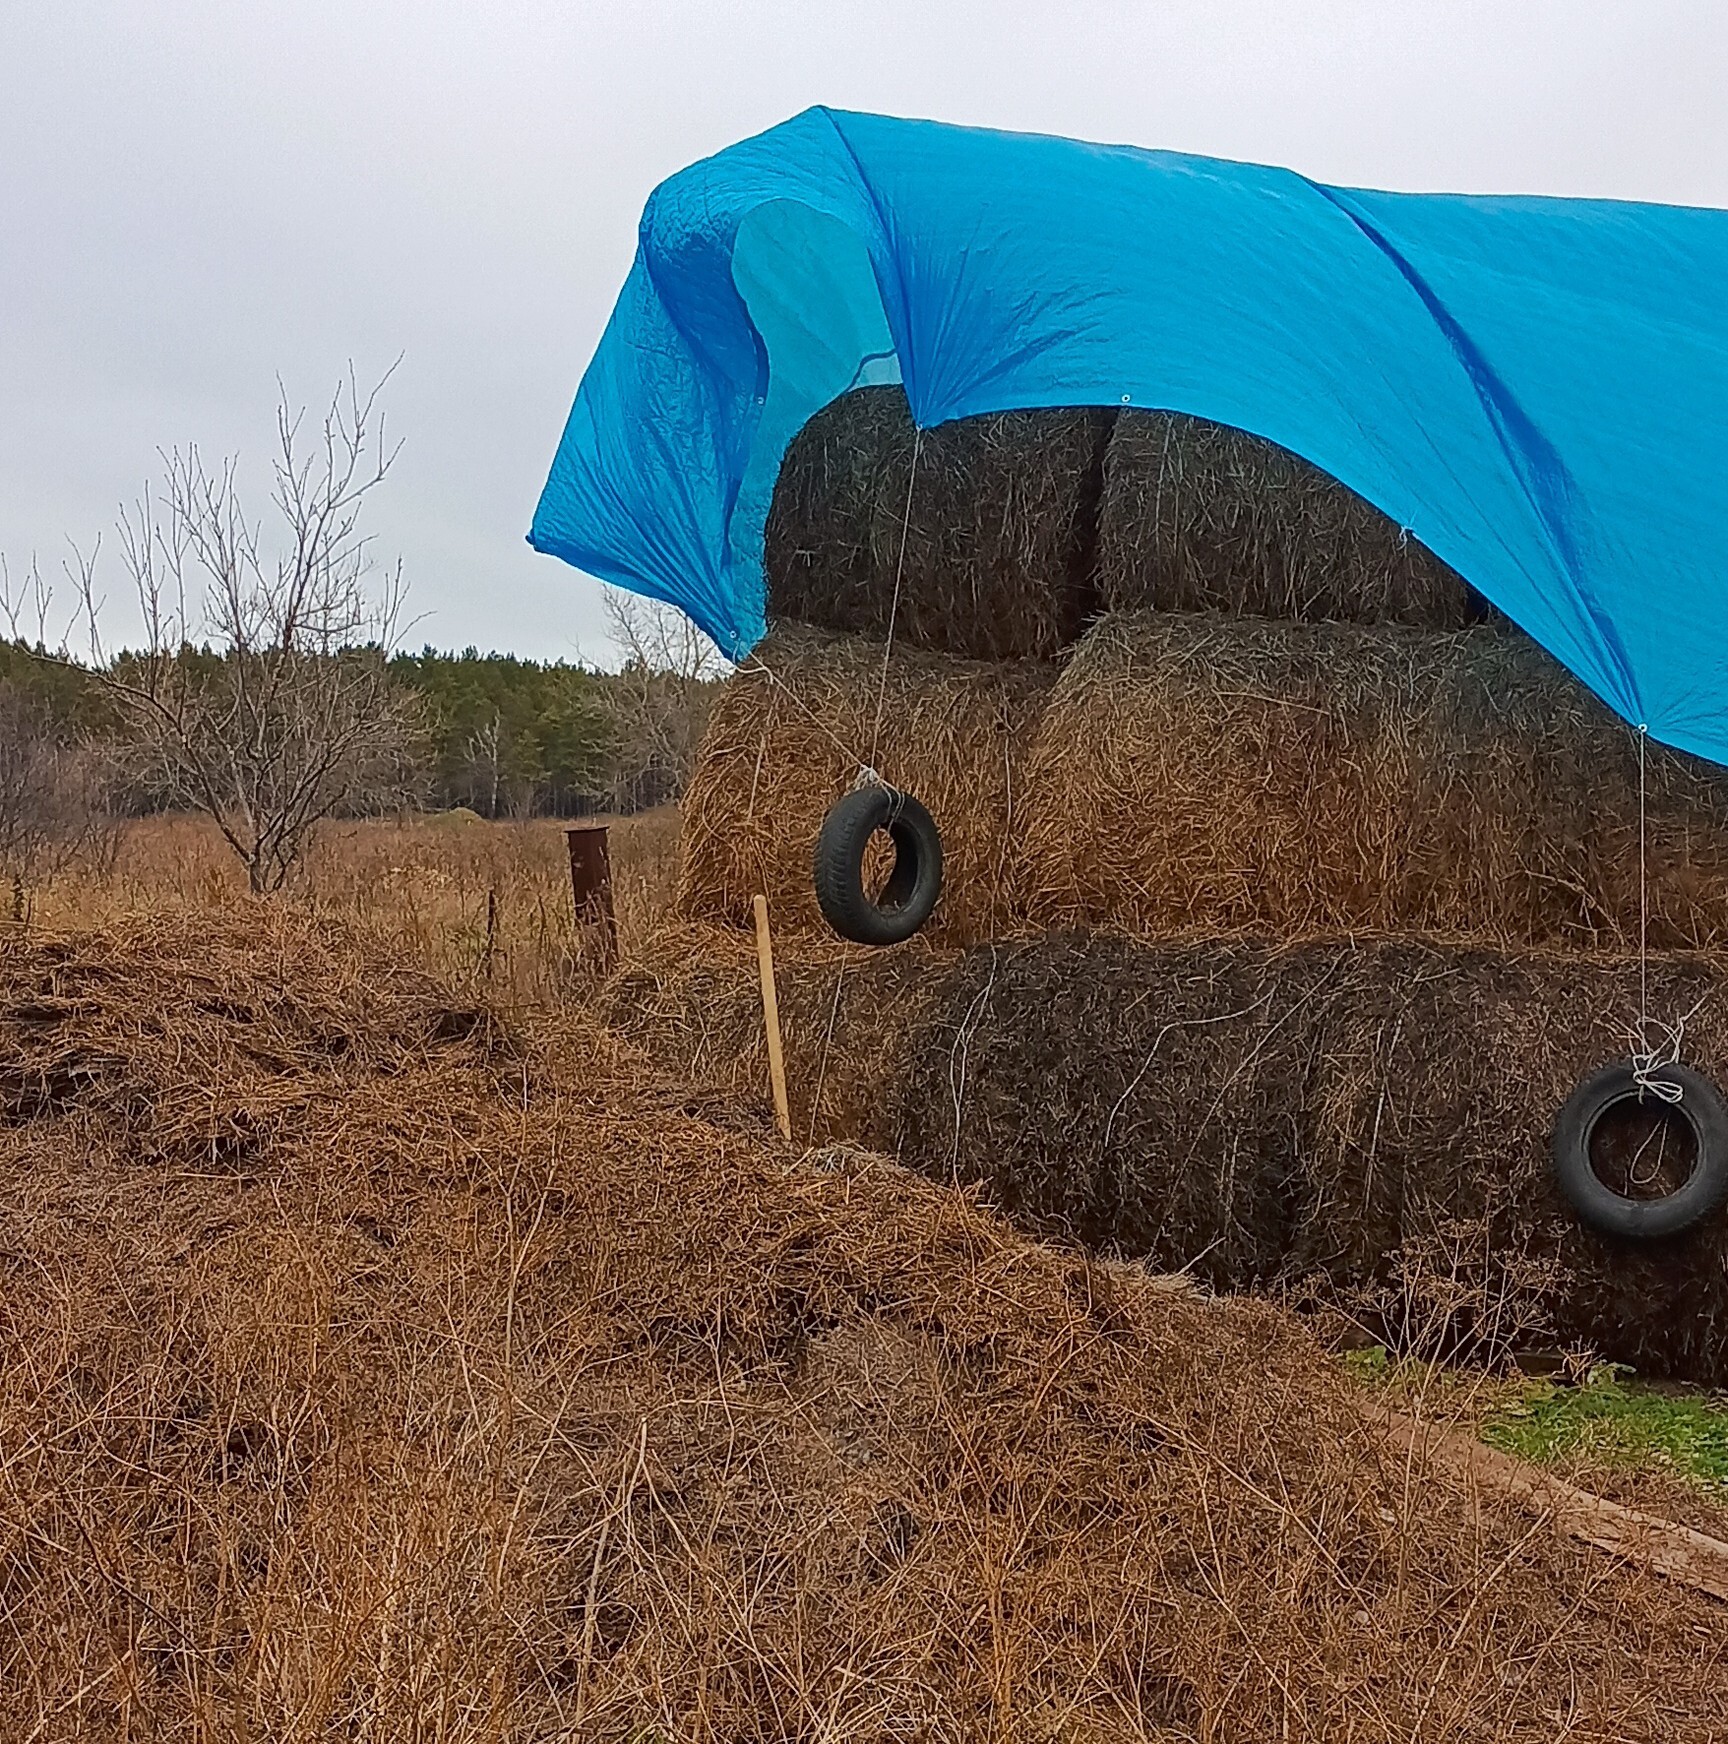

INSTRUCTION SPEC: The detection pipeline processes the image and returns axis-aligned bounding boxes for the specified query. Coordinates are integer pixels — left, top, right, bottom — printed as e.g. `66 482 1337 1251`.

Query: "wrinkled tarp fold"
530 108 1728 763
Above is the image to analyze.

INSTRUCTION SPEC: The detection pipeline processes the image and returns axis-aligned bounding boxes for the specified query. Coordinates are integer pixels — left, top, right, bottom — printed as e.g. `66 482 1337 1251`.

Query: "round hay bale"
1014 612 1728 950
890 932 1319 1289
676 626 1055 946
1096 409 1483 627
599 925 1728 1384
764 386 1114 660
1285 938 1728 1384
883 932 1728 1383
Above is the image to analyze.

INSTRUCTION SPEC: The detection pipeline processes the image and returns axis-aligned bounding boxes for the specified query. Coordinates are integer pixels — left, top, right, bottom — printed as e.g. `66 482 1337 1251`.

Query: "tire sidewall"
812 786 943 948
1552 1061 1728 1241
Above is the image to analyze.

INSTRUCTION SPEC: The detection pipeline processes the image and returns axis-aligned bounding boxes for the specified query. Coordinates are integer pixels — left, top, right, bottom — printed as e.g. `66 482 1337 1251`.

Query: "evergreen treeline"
0 641 714 818
388 647 618 815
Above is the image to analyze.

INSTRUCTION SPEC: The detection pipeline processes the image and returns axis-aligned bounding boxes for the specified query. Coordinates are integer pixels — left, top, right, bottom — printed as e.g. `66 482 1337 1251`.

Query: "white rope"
1630 722 1686 1104
868 427 924 780
737 426 923 798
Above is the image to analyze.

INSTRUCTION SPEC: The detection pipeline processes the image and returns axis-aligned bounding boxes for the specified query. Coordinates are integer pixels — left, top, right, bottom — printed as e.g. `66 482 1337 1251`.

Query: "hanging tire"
1551 1060 1728 1241
812 786 943 948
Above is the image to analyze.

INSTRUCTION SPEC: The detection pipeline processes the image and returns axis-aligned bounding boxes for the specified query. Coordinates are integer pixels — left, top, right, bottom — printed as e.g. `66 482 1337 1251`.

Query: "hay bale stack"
764 386 1114 660
890 934 1728 1382
677 625 1054 944
606 929 1728 1382
607 931 1319 1291
1097 409 1482 626
1014 612 1728 949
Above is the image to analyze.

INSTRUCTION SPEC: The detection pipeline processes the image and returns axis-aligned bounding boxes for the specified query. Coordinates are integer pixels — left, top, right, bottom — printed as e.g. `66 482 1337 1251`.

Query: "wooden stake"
752 894 792 1141
565 823 617 971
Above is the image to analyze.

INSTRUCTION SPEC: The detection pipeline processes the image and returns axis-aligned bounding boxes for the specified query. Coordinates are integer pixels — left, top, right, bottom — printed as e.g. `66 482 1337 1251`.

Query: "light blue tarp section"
529 108 1728 764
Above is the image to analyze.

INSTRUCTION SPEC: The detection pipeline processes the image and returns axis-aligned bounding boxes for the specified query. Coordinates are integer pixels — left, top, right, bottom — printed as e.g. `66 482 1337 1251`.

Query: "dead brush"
4 912 1727 1738
1328 1216 1577 1375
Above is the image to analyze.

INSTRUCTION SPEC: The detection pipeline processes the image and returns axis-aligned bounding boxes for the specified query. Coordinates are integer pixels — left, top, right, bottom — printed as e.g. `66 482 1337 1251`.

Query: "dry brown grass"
4 907 1727 1739
27 806 684 1005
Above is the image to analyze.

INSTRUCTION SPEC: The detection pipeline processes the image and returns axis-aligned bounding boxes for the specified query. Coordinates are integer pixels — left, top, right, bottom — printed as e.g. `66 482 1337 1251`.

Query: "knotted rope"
1631 723 1686 1104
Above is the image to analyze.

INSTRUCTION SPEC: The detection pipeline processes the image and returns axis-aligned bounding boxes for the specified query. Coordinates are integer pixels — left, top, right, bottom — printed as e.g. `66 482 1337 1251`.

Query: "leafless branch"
597 586 728 810
58 370 424 892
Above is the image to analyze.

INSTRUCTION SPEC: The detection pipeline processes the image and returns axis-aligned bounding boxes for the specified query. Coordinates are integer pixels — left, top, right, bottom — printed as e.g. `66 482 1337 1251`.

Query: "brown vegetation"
3 908 1726 1739
0 679 113 915
29 808 683 1007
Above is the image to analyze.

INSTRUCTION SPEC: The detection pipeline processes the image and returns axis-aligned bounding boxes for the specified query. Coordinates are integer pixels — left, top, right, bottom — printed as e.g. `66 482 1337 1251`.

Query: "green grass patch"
1341 1345 1728 1494
1481 1371 1728 1491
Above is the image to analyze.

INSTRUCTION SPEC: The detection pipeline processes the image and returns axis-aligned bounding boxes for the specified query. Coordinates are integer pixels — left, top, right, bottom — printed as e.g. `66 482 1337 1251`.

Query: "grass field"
30 808 685 1006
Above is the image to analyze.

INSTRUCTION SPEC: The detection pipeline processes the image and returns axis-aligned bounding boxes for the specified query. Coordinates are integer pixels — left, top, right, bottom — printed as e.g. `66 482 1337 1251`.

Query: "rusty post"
566 822 617 971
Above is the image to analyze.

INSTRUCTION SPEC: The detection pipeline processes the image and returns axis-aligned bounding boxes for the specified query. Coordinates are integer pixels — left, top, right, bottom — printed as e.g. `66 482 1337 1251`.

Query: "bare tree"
462 710 507 818
0 682 111 920
599 586 728 810
0 559 113 918
65 371 424 893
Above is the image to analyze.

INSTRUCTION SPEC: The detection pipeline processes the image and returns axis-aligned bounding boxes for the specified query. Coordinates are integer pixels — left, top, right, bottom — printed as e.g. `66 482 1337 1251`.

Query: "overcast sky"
4 1 1725 665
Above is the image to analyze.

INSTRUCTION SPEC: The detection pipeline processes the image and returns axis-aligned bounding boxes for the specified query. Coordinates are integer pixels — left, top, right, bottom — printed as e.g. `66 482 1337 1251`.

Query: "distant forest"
0 639 721 819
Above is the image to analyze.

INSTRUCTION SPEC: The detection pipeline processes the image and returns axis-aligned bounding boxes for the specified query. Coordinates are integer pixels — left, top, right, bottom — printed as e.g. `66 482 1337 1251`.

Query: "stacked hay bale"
688 390 1728 952
677 626 1054 944
764 385 1113 660
661 388 1728 1375
682 384 1099 943
1095 410 1484 626
894 934 1728 1383
1013 612 1728 949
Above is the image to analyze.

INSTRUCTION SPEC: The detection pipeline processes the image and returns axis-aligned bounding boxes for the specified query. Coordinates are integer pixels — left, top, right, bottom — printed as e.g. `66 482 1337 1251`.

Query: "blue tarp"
529 108 1728 764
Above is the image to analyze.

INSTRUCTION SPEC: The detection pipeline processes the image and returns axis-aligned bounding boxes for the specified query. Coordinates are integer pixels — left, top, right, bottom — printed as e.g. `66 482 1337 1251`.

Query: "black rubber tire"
1551 1060 1728 1241
812 786 943 948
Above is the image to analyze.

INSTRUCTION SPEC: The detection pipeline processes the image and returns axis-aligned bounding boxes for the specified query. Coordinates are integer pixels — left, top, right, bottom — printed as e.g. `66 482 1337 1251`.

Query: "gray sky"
4 1 1725 664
